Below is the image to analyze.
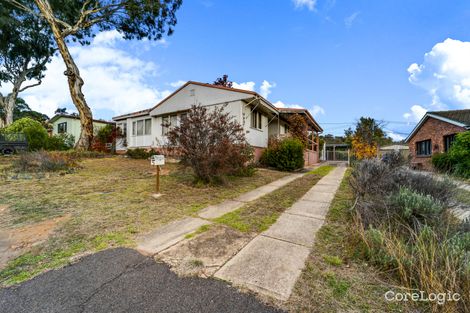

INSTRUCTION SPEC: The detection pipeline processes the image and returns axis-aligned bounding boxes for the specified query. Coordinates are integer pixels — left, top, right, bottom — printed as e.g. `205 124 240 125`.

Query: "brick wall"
408 117 466 170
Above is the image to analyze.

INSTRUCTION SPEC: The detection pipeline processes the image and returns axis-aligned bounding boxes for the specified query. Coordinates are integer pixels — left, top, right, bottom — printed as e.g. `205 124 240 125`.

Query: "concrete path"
138 172 306 255
215 165 347 301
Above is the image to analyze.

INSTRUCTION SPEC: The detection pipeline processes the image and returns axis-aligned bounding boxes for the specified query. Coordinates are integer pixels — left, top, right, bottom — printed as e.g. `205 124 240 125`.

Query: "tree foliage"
287 113 308 148
4 0 183 149
167 105 253 183
0 2 54 126
0 98 49 125
213 75 233 88
346 117 390 159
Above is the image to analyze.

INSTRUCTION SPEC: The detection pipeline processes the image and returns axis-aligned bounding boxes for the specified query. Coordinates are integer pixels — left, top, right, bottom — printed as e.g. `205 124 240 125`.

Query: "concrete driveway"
0 248 282 313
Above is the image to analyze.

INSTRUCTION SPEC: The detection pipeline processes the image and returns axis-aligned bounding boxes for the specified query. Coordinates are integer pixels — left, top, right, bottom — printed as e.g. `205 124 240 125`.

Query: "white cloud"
292 0 317 11
259 80 276 99
170 80 186 88
232 81 256 91
18 30 172 118
272 100 304 109
403 104 427 122
311 105 325 117
386 131 405 142
344 11 360 29
408 38 470 109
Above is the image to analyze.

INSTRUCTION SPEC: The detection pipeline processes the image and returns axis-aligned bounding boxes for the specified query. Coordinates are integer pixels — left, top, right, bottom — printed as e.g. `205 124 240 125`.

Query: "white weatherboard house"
113 81 323 164
49 114 114 144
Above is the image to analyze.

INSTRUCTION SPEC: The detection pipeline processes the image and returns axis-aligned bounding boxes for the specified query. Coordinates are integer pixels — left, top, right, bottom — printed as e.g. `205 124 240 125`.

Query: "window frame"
416 139 432 156
443 134 456 152
250 110 263 130
57 122 67 134
144 119 151 135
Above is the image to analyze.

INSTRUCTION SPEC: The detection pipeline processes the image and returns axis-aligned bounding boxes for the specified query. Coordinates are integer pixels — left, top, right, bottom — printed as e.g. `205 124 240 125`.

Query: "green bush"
3 117 48 151
390 187 443 221
261 138 304 171
431 152 455 173
46 134 75 151
126 148 157 159
12 150 79 172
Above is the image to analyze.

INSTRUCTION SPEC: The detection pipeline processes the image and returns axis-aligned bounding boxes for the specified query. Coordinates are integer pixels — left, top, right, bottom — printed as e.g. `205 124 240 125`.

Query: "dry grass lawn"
0 156 287 286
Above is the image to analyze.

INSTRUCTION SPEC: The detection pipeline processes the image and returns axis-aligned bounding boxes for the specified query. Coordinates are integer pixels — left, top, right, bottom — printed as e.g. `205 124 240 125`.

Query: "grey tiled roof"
429 109 470 126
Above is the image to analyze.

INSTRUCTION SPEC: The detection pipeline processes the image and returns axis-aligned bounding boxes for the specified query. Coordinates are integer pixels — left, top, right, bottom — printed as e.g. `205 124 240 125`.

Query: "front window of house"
416 139 432 156
444 134 456 152
132 118 151 136
162 114 177 135
57 122 67 134
250 110 262 130
117 122 127 137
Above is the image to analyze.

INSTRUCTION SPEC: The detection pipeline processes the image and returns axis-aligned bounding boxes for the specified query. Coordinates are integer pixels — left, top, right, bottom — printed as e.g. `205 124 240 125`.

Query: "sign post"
151 155 165 197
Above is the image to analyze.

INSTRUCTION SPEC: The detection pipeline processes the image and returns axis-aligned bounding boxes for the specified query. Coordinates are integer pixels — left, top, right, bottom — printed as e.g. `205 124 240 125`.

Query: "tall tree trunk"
34 0 94 150
4 94 16 126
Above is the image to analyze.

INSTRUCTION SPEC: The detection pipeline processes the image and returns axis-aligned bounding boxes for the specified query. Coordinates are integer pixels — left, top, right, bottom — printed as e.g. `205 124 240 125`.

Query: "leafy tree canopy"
213 75 233 88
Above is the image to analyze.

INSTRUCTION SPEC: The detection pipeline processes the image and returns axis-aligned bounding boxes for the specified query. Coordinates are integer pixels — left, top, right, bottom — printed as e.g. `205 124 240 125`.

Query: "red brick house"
405 109 470 170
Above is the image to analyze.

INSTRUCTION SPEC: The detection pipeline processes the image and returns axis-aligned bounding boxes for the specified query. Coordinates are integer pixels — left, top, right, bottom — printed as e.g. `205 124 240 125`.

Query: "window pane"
258 113 262 129
251 111 257 128
137 120 144 136
132 122 136 136
145 119 151 135
162 116 169 135
170 115 177 127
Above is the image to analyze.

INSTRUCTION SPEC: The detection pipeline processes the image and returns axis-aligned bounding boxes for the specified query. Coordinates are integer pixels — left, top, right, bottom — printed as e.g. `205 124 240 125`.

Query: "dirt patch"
157 225 253 277
0 215 69 269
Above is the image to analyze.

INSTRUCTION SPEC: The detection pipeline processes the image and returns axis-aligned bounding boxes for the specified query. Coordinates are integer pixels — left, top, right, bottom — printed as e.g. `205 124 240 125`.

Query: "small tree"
346 117 390 159
213 75 233 88
0 3 53 127
167 105 253 183
287 114 308 148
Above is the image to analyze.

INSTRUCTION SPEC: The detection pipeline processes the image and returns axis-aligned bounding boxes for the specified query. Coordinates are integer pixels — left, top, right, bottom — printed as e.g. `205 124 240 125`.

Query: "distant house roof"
405 109 470 143
49 114 114 125
380 145 409 151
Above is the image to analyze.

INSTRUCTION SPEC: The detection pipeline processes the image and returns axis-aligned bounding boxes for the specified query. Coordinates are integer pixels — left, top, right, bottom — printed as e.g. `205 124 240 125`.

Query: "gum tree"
0 3 53 127
4 0 183 149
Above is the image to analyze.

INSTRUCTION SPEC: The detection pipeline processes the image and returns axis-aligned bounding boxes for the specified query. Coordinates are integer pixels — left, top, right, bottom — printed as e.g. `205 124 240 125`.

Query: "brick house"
405 109 470 170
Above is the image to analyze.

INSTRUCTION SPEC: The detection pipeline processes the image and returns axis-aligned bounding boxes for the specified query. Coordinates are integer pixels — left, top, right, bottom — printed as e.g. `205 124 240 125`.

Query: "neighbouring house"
49 114 115 144
405 109 470 170
379 144 410 159
112 81 323 165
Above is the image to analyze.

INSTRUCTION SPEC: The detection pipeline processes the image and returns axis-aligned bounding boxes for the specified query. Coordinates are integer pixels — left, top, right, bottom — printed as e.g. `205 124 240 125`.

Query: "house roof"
111 80 323 132
49 114 114 125
113 109 151 121
405 109 470 143
380 145 409 151
277 107 323 132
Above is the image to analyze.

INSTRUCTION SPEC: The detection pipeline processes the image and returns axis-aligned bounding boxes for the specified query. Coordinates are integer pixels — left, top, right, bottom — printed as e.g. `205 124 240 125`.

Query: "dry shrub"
351 159 468 312
12 150 79 172
167 105 253 183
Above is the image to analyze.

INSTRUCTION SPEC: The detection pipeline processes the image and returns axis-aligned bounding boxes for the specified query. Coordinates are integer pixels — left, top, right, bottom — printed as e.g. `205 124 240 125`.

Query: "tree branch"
18 79 42 92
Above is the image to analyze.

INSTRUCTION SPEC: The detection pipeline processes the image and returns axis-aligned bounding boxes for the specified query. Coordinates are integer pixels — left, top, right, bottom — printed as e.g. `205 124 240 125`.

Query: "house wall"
408 117 466 170
51 117 110 144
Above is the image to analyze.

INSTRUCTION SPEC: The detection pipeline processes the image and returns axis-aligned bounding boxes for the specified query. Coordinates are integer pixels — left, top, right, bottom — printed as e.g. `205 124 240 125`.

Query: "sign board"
151 155 165 166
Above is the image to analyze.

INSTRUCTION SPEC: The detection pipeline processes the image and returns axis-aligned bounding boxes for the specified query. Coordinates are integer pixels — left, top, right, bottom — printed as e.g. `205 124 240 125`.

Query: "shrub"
12 150 79 172
167 105 253 183
381 150 406 168
261 137 304 171
431 152 455 173
126 148 157 159
46 134 75 151
389 187 443 222
3 117 48 151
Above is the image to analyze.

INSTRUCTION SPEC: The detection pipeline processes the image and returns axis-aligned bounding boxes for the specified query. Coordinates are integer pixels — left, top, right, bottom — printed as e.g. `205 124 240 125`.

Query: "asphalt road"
0 248 283 313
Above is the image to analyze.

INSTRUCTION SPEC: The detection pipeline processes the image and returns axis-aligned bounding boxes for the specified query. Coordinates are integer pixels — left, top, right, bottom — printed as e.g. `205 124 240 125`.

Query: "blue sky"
13 0 470 139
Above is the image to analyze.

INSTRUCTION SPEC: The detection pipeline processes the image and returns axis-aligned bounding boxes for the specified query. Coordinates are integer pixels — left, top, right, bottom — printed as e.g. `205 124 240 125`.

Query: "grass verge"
213 165 335 233
287 170 403 313
0 157 287 286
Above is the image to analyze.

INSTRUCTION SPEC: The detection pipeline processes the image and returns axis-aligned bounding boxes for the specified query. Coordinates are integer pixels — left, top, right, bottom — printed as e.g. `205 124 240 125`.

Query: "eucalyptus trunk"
34 0 94 150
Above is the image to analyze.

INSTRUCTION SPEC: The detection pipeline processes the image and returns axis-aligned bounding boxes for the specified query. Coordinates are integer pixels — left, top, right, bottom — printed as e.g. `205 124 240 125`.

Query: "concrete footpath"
214 165 347 301
138 172 306 255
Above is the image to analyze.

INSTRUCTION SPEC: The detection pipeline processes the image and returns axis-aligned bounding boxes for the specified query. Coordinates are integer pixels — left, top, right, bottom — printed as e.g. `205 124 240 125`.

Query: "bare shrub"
167 105 253 183
12 150 79 172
